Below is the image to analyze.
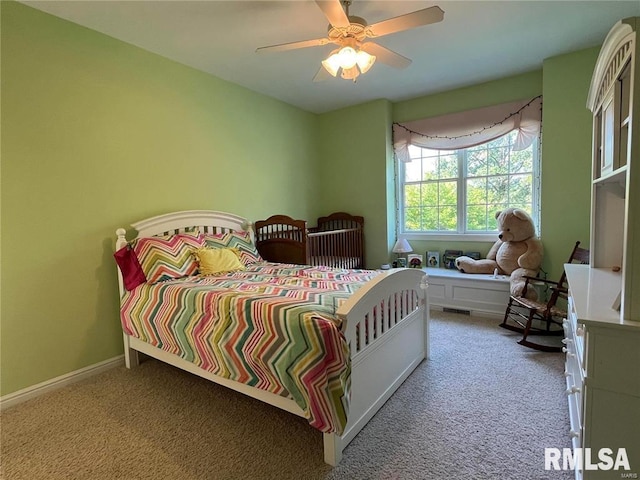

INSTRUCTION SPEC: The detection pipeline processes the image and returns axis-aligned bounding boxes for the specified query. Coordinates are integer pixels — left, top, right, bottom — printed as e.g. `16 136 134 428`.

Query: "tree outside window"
400 130 539 235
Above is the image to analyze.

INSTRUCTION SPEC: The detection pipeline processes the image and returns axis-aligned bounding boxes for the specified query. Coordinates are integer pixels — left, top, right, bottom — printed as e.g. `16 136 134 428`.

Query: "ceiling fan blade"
361 42 412 69
368 6 444 38
256 37 330 53
315 0 350 28
313 66 333 83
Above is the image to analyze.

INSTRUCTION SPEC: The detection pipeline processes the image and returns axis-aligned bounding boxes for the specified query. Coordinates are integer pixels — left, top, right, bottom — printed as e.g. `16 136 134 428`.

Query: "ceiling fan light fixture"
321 45 375 80
356 50 376 74
257 1 445 83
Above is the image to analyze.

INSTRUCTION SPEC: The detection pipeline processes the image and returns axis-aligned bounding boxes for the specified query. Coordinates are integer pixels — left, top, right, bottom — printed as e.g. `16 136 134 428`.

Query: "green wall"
393 70 544 123
0 2 319 395
540 47 599 280
316 99 394 268
1 1 600 397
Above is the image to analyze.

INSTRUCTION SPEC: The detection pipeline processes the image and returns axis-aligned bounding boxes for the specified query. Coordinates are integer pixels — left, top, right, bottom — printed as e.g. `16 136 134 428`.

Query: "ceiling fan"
256 0 444 82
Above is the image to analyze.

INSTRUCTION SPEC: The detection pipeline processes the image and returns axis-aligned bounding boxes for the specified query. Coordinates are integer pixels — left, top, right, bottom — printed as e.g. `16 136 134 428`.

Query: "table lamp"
392 239 413 267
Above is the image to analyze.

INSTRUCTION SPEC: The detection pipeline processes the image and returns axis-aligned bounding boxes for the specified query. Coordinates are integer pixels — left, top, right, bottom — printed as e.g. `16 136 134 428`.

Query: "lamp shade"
392 239 413 254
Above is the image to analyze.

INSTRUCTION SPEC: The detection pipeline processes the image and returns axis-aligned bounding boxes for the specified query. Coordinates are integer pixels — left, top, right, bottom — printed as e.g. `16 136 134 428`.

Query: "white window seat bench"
423 267 511 318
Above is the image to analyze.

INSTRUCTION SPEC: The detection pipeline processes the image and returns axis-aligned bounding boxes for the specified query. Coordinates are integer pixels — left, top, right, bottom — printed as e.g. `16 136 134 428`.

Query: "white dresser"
564 16 640 480
564 265 640 480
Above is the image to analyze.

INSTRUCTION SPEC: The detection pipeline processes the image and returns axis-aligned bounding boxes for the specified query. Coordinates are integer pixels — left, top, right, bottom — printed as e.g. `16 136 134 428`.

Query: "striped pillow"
203 231 263 266
132 230 203 284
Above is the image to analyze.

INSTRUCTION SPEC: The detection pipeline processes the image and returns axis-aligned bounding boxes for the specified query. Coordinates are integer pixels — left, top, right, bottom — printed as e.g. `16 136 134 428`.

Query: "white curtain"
393 96 542 163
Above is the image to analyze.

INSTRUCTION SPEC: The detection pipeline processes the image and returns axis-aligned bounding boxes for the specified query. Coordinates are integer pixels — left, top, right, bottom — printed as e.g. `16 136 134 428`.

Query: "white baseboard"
0 355 124 411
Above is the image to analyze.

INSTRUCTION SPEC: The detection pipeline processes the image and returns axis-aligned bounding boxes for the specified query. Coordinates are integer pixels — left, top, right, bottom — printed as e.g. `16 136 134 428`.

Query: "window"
399 130 540 239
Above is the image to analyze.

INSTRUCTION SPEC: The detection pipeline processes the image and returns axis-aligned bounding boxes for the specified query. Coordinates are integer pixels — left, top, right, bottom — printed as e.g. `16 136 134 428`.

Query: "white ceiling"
23 0 640 114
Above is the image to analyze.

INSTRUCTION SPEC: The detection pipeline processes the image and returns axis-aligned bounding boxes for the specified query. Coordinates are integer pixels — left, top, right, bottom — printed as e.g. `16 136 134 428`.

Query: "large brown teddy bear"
455 208 543 299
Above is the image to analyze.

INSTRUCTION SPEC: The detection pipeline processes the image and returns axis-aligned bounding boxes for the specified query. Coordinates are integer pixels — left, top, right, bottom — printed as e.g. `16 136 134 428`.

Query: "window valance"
393 96 542 162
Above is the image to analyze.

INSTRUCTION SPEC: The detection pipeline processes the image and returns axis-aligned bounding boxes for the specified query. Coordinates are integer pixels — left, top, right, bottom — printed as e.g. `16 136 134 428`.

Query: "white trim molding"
0 355 124 411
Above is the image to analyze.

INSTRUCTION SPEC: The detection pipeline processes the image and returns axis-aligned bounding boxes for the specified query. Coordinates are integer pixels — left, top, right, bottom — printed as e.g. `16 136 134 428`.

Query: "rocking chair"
499 241 590 352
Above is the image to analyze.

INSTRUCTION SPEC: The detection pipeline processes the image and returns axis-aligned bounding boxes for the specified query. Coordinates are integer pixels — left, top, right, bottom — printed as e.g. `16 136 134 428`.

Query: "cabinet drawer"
564 335 584 428
563 320 584 379
567 295 586 371
566 371 583 449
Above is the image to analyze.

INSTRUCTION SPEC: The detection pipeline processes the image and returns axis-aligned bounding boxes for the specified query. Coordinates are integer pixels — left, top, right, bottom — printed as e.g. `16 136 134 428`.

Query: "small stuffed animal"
455 208 543 299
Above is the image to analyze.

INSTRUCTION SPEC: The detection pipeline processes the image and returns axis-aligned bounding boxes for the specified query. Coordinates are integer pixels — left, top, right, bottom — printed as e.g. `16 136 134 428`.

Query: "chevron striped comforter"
120 263 380 434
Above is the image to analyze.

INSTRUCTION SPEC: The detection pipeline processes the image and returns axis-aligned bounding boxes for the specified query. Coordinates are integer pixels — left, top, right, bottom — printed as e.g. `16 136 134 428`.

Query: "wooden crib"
254 212 365 269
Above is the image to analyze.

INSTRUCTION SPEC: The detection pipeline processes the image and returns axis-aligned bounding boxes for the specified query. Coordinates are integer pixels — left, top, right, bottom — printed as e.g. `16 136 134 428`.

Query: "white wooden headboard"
114 210 253 298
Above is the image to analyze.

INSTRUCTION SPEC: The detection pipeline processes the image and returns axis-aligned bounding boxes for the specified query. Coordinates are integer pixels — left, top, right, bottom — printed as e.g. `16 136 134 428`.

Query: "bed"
114 210 429 465
254 212 365 269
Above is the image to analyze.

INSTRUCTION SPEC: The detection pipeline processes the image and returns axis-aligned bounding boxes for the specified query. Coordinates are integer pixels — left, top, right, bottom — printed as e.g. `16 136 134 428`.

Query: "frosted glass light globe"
337 46 358 69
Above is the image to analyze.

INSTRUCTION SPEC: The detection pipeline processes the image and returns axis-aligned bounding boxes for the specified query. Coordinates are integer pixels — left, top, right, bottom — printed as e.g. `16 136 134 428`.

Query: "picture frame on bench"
443 250 463 269
408 254 423 268
426 251 439 268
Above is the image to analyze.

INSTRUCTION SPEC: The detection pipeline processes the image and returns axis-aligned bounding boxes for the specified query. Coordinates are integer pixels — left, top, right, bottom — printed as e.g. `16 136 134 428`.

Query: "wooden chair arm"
523 276 560 286
550 285 568 292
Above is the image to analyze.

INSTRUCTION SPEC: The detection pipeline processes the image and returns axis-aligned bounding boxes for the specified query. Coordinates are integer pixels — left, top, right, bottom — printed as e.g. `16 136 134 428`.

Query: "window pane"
487 176 509 204
421 207 438 230
401 130 538 234
422 156 438 181
509 174 532 206
439 181 457 207
404 184 421 207
405 159 421 182
404 207 421 231
438 206 457 230
439 154 458 179
466 178 487 205
407 144 422 157
422 182 438 206
467 205 488 231
467 149 487 177
510 148 533 173
488 147 509 175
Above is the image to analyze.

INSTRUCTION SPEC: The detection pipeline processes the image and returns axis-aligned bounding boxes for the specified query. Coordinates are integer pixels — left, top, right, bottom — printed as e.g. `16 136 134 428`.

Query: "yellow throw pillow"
194 247 246 276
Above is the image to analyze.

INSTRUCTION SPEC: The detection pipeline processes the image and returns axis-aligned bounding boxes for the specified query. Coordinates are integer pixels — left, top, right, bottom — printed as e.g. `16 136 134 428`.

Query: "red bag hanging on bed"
114 244 147 290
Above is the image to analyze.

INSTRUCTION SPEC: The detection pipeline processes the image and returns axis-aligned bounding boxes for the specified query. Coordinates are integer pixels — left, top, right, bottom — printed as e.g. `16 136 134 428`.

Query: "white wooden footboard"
324 268 429 465
121 268 429 466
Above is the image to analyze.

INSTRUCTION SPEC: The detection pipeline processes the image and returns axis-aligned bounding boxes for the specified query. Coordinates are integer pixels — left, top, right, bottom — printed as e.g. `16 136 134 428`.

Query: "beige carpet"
0 311 573 480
